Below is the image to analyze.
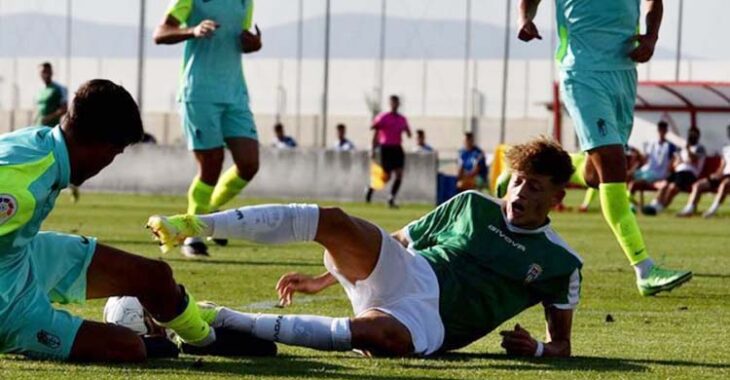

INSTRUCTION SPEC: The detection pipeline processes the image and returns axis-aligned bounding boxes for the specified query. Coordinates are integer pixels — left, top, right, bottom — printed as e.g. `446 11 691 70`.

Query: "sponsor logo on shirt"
596 118 607 136
36 330 61 350
0 194 18 225
487 224 526 252
525 263 543 283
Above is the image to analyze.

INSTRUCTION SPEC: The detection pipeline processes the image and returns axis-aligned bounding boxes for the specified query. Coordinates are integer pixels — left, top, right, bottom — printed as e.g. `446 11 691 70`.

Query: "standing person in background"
519 0 692 296
34 62 78 202
333 124 355 151
413 129 434 153
366 95 412 208
273 123 298 149
34 62 68 127
456 132 488 192
153 0 263 257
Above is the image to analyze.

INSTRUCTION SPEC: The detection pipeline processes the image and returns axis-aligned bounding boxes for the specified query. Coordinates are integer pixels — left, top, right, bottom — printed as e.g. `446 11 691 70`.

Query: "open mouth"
511 201 526 215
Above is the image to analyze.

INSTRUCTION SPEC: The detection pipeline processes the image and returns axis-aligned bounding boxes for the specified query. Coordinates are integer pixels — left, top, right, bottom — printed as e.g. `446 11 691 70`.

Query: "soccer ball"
103 296 148 335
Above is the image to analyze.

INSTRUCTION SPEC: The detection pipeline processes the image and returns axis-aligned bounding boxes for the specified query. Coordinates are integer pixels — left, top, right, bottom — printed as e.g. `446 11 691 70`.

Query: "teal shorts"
181 100 258 150
0 232 97 360
560 69 637 152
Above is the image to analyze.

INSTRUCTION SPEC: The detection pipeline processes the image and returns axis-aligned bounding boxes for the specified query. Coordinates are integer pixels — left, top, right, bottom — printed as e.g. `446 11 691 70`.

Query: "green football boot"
637 266 693 296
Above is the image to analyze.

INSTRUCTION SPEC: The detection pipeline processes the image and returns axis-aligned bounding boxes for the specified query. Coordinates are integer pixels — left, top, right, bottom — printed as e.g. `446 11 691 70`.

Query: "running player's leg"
562 70 690 294
182 102 227 255
210 102 260 210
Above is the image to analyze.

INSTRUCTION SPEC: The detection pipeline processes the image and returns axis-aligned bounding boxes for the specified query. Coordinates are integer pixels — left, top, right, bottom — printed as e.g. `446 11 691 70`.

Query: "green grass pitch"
1 191 728 379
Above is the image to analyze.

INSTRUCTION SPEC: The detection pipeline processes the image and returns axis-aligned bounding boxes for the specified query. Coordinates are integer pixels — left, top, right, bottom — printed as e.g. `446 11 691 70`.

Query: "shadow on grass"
5 355 443 380
415 352 730 373
163 257 323 268
694 272 730 279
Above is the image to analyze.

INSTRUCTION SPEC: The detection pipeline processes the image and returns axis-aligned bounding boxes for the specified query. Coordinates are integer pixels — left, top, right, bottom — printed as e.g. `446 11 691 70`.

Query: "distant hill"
0 12 681 60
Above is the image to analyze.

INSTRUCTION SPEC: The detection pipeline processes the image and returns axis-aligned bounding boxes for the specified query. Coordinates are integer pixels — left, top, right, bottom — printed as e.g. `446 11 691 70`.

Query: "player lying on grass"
148 137 582 357
0 80 243 362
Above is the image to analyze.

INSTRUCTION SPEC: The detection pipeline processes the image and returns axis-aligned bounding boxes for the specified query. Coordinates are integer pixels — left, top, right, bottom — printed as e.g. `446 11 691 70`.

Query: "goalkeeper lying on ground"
148 137 582 357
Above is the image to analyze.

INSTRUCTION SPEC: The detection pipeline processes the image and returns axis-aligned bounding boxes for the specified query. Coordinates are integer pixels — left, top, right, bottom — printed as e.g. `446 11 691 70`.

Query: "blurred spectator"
33 62 68 127
413 129 434 153
643 127 706 215
366 95 412 208
629 121 678 197
677 125 730 218
333 123 355 151
273 123 297 149
457 132 488 192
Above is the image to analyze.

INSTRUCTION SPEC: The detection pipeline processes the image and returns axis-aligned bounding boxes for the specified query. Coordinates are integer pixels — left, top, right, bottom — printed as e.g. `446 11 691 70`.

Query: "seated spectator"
332 123 355 151
629 121 678 197
677 125 730 218
413 129 434 153
273 123 297 149
643 127 706 216
456 132 488 192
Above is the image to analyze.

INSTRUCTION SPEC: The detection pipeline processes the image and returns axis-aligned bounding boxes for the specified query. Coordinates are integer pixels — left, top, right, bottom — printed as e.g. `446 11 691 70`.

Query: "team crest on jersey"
524 263 543 283
0 194 18 225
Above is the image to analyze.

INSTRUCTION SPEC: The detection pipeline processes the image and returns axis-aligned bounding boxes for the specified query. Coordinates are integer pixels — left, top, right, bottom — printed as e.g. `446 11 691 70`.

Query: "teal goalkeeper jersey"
0 127 71 303
167 0 254 103
0 127 70 257
555 0 640 71
407 191 583 351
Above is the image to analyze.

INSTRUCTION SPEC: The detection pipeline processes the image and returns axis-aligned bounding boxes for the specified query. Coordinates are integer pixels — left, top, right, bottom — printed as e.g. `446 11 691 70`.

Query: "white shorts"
323 229 444 355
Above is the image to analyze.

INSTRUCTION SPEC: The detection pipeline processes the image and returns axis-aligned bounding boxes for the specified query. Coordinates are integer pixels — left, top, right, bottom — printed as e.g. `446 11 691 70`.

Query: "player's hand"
517 20 542 42
193 19 218 38
499 324 538 356
241 24 263 53
276 272 325 307
628 34 658 63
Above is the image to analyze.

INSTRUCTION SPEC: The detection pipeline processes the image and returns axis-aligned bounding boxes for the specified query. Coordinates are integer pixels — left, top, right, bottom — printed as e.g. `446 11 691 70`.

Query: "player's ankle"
633 258 655 280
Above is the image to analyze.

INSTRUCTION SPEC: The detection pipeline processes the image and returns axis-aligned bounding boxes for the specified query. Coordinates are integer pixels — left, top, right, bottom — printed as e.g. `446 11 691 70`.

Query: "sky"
0 0 728 59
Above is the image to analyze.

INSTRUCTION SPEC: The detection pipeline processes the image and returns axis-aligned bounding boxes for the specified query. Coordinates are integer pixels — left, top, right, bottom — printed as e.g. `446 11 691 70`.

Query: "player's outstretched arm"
276 271 338 307
154 15 218 45
517 0 542 42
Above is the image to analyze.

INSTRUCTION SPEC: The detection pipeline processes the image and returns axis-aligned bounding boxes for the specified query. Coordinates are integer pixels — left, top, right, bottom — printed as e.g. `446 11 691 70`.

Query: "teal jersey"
0 127 71 257
167 0 254 103
407 191 583 351
555 0 640 71
34 82 67 127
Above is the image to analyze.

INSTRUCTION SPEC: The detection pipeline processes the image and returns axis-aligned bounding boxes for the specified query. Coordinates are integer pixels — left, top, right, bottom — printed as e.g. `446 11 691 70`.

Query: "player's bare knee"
139 259 175 293
320 207 351 230
376 327 413 356
237 160 259 181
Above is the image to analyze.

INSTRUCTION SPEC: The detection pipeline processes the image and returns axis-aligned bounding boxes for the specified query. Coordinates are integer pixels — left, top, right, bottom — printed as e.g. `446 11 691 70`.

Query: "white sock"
707 199 721 214
198 204 319 243
214 308 351 351
680 204 695 214
651 201 664 213
634 258 655 280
